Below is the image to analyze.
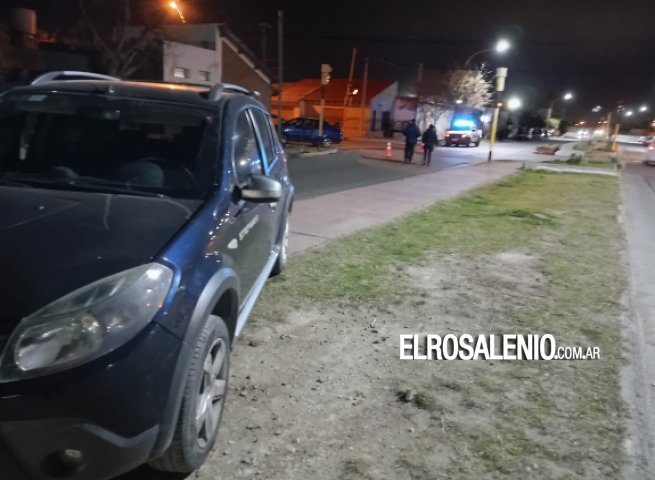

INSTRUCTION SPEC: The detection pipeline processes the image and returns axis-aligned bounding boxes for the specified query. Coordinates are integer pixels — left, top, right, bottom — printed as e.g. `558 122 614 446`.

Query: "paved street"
288 139 565 200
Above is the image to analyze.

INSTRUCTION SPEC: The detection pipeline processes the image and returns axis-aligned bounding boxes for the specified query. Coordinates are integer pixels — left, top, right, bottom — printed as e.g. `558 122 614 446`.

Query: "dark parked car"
281 117 343 147
515 127 545 141
0 71 293 479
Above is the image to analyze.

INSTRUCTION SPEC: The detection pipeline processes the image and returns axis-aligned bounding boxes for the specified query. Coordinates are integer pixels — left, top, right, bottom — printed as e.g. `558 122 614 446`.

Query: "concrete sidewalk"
289 161 521 254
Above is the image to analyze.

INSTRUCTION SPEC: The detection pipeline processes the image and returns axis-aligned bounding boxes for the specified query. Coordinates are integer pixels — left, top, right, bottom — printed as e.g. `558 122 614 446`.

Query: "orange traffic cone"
386 142 392 157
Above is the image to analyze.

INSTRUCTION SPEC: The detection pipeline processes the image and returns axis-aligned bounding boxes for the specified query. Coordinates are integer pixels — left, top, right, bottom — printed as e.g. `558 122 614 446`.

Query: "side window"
251 109 275 170
233 110 264 185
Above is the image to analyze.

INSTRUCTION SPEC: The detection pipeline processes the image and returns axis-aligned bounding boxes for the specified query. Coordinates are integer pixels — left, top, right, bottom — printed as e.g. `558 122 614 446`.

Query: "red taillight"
649 145 655 151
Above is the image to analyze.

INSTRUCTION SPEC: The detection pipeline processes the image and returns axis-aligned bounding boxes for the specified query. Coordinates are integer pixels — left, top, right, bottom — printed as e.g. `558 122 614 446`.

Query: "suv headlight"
0 263 173 382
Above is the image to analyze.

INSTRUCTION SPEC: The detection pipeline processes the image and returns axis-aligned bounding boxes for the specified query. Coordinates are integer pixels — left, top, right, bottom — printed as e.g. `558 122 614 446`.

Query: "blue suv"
0 71 293 479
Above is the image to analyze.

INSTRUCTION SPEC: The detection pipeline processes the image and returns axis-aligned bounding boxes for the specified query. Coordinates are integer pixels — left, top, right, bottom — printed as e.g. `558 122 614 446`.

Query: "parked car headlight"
0 263 173 382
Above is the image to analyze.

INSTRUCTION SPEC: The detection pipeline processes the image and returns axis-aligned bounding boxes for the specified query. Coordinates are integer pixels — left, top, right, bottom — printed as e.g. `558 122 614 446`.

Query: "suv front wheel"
150 315 230 473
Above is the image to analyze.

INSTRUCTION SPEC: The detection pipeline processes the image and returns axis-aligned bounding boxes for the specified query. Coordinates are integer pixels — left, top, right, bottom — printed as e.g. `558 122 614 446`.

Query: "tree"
77 0 165 77
442 68 493 110
519 111 546 129
415 67 492 136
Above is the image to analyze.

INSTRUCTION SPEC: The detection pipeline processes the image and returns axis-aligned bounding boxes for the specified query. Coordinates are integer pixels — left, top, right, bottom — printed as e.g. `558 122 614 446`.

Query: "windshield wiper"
0 177 32 188
0 174 168 198
62 177 170 198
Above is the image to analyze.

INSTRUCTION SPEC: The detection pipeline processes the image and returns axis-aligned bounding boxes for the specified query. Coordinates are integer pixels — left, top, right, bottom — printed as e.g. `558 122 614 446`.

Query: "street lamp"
639 105 648 112
507 97 522 110
169 1 186 23
465 38 511 67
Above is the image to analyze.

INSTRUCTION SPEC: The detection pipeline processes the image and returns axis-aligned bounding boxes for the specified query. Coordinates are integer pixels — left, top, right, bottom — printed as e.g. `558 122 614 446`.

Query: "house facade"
272 78 398 139
135 23 272 107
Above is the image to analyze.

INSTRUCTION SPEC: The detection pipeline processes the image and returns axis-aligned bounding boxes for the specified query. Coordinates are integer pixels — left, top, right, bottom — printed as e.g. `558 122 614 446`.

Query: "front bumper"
0 322 183 480
0 419 158 480
445 136 471 145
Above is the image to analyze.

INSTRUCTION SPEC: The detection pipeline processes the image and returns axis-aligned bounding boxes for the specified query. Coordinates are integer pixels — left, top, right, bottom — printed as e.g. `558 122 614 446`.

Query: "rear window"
0 91 218 199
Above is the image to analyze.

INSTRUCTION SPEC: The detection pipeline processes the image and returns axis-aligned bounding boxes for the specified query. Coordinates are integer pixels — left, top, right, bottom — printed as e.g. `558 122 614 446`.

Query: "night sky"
14 0 655 122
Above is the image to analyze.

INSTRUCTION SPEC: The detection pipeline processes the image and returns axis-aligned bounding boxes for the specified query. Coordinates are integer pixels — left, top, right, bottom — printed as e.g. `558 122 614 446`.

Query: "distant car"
444 123 481 147
638 135 653 145
577 129 590 139
645 143 655 165
281 117 343 147
515 127 543 141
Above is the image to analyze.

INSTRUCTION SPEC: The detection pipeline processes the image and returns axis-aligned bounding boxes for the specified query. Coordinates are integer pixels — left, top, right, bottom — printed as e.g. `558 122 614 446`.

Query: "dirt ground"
194 250 620 479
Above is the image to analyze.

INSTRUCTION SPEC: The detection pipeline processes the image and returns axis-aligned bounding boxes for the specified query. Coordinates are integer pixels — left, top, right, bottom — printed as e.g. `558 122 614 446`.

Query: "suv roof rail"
209 83 260 101
31 71 121 85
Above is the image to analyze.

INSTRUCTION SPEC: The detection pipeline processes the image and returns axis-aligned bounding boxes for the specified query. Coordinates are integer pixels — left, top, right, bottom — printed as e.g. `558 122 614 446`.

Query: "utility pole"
277 11 283 139
344 47 357 105
258 22 271 66
319 64 332 144
360 57 369 137
488 67 508 162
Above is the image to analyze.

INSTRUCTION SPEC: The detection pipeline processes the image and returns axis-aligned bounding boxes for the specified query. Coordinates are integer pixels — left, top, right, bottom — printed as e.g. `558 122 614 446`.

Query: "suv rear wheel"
150 315 230 473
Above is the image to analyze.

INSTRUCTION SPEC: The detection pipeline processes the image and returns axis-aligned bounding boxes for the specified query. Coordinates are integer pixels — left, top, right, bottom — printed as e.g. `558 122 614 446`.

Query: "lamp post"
464 39 510 67
488 66 508 162
545 91 573 130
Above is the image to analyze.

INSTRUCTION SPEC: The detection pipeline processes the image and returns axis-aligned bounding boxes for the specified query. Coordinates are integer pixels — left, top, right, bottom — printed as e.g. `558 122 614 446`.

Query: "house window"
173 67 189 79
198 70 211 82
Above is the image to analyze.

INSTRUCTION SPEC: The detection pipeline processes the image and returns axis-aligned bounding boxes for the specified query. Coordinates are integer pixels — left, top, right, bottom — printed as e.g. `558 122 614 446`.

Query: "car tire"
270 216 289 277
320 137 333 148
150 315 230 473
473 140 480 147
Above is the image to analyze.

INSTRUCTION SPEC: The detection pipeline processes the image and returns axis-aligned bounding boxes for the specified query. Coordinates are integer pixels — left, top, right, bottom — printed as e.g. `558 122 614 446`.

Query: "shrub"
567 154 583 165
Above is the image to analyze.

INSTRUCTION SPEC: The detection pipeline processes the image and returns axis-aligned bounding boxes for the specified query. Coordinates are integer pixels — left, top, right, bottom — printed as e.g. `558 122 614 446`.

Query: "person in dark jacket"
402 119 421 163
421 124 438 166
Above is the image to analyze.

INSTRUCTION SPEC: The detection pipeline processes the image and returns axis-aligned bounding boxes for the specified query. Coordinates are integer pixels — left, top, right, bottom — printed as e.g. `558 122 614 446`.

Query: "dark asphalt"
287 149 473 200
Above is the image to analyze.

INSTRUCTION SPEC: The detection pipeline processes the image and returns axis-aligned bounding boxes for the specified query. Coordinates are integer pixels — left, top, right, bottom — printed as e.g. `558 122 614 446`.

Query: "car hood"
0 187 200 330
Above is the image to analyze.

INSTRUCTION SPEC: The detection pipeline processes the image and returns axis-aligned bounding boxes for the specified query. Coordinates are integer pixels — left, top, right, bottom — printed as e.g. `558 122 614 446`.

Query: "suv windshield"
0 91 216 199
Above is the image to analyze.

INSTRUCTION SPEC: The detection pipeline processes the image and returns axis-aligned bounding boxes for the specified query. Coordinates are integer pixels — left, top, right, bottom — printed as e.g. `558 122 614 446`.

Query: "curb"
524 163 619 176
297 148 339 158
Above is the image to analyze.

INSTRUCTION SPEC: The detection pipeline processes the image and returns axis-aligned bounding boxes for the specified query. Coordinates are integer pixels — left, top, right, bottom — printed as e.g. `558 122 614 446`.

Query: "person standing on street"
402 119 421 163
421 124 438 166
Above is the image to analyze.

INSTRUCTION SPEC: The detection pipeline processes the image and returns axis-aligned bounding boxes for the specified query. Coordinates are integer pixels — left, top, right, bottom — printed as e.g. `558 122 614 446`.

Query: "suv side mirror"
240 174 282 202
